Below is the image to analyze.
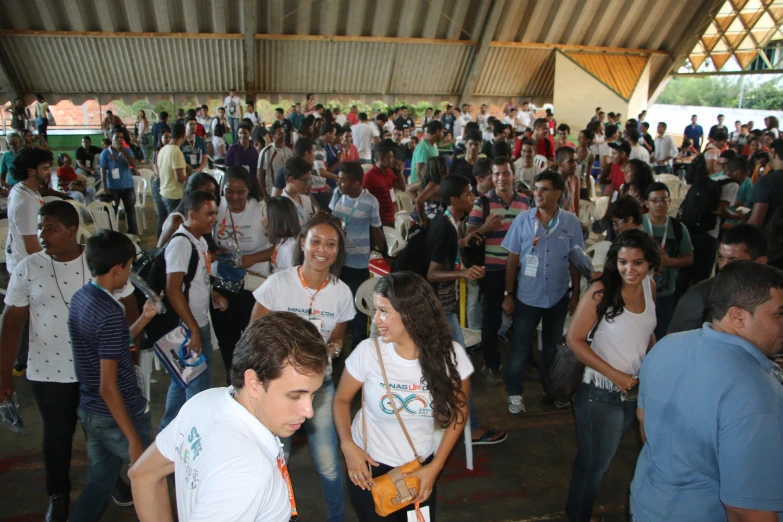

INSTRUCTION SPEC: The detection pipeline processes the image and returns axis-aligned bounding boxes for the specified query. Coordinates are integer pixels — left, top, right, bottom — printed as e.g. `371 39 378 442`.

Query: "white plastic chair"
88 200 118 231
579 200 595 228
593 196 610 222
76 227 92 244
668 197 684 217
395 191 414 213
533 154 548 170
42 195 62 203
361 164 373 173
0 218 8 264
205 168 225 188
382 226 405 257
394 211 411 241
132 175 148 233
136 168 154 195
67 199 94 232
585 240 612 272
654 174 680 183
660 179 685 202
354 277 379 339
587 174 598 201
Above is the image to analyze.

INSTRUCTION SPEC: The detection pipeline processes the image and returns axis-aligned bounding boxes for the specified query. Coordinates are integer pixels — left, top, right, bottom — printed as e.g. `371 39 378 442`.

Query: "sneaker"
482 365 503 384
12 362 26 377
508 395 526 414
46 494 69 522
112 477 134 507
497 332 509 343
553 398 571 409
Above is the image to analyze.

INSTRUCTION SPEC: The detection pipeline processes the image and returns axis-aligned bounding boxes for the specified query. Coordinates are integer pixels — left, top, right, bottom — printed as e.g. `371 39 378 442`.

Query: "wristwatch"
504 291 510 297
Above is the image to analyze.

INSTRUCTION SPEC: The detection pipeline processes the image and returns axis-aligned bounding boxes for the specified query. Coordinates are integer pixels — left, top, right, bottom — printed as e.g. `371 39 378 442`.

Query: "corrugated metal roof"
563 52 649 100
473 47 555 97
0 34 244 94
256 38 474 95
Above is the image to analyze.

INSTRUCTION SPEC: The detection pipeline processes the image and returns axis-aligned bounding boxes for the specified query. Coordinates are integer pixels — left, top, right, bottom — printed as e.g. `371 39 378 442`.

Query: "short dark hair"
492 121 505 137
555 146 575 162
473 158 492 179
320 122 336 136
171 122 186 140
358 112 368 121
709 260 783 321
39 200 79 229
286 157 312 180
557 123 570 133
375 113 388 123
605 124 619 138
769 138 783 158
11 147 53 181
82 136 92 142
439 174 471 207
465 129 482 143
293 213 347 279
293 137 315 158
658 121 667 130
85 230 136 277
718 113 725 118
159 111 169 120
491 156 512 168
230 311 328 390
608 195 643 225
721 223 767 260
374 139 395 161
275 107 284 115
713 129 729 142
224 166 252 191
182 190 217 215
726 156 750 176
533 118 548 129
492 141 511 159
644 181 670 199
340 162 364 183
535 170 565 192
425 120 444 135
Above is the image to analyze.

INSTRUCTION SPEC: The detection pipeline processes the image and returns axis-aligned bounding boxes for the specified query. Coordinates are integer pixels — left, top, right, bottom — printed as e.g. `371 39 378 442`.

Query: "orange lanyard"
17 184 43 206
277 453 299 520
271 240 280 265
218 217 227 238
202 248 212 277
297 266 329 313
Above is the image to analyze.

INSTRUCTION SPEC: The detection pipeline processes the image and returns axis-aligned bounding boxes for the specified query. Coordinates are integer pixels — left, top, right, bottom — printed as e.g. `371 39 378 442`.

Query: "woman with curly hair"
621 158 654 206
414 155 450 226
333 271 473 522
564 229 659 522
250 212 354 522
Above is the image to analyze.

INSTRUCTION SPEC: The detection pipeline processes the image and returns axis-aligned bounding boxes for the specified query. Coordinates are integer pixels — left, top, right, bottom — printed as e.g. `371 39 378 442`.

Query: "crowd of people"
0 91 783 522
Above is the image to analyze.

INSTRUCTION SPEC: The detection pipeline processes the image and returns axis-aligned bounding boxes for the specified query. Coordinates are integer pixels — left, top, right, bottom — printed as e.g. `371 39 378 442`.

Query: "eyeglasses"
533 186 554 193
647 198 670 205
299 177 313 185
612 217 630 229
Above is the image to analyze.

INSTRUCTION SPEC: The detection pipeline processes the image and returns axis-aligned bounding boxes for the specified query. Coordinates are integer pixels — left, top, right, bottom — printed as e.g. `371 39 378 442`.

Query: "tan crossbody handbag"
362 338 426 519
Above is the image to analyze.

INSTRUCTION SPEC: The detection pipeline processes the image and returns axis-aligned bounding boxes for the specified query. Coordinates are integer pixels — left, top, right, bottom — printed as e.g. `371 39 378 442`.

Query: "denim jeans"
339 266 371 350
110 186 138 234
159 324 213 431
228 117 239 143
652 164 672 175
70 408 153 522
36 117 48 141
480 270 506 372
31 381 80 496
506 292 570 397
566 383 636 522
445 312 478 431
282 377 345 522
654 292 677 341
358 158 373 165
466 278 482 331
162 196 182 214
150 176 168 238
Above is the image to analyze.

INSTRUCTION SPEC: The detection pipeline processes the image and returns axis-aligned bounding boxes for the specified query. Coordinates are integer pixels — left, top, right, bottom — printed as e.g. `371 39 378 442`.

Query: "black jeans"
110 187 138 235
211 289 256 385
347 455 437 522
479 270 506 372
31 381 80 496
654 292 677 341
676 230 717 298
340 266 370 350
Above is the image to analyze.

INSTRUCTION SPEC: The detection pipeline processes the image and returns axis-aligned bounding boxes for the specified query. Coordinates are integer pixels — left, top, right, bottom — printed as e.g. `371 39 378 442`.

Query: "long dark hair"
293 213 346 280
374 272 466 428
624 159 654 200
596 229 660 322
267 196 300 244
421 156 448 191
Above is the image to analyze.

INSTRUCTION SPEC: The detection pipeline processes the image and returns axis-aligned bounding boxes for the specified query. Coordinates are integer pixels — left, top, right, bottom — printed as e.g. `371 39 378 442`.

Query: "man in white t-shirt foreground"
130 312 329 522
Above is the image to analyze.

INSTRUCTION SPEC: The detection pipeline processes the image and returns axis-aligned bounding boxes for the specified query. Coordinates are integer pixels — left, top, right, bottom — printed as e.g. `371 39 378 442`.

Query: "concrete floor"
0 196 643 521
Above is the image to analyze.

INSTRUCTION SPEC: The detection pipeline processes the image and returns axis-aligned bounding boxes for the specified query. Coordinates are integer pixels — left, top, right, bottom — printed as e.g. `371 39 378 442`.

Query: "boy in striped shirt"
466 156 530 382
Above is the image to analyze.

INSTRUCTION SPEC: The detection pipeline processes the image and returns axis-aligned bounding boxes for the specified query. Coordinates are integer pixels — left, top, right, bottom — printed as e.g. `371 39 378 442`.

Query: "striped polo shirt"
69 282 146 417
466 189 530 271
330 189 382 269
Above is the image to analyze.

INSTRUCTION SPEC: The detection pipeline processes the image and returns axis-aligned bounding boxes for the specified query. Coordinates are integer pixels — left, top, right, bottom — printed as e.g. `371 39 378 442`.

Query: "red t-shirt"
57 166 78 183
609 163 626 191
195 123 206 137
347 112 358 126
362 165 399 224
536 137 555 160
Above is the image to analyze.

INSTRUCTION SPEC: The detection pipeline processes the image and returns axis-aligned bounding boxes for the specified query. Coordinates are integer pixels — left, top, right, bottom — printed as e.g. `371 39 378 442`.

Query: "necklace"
51 249 86 310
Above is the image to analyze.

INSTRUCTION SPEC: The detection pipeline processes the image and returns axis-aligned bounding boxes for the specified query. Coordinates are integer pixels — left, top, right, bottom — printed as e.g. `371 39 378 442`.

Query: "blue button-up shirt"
501 208 584 308
683 124 704 149
631 324 783 521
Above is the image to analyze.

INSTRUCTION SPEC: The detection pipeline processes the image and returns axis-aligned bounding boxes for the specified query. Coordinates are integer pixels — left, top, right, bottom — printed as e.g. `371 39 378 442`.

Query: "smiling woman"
248 213 354 522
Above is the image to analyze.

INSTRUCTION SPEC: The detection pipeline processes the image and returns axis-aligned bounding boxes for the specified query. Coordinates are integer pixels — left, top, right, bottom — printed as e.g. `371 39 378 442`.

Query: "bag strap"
373 338 422 462
170 232 200 297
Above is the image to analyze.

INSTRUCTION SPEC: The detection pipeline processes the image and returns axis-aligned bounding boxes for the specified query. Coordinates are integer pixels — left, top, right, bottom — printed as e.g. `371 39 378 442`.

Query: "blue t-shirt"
330 189 382 269
325 143 342 189
501 208 584 308
99 147 135 189
631 324 783 521
68 283 146 417
180 136 207 169
683 124 704 148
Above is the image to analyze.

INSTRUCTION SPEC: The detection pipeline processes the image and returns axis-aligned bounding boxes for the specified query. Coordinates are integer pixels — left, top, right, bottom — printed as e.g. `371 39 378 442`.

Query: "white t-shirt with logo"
165 226 211 328
5 249 134 383
224 95 243 119
6 184 43 274
252 267 354 343
214 198 272 276
345 338 474 467
351 123 379 160
156 387 291 522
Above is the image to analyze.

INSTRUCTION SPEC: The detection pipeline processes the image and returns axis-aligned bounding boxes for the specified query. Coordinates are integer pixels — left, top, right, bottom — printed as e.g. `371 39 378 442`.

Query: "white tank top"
583 276 656 391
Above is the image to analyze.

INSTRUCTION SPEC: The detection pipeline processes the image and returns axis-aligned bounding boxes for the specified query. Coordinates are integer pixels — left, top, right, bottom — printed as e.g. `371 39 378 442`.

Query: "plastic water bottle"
129 272 167 314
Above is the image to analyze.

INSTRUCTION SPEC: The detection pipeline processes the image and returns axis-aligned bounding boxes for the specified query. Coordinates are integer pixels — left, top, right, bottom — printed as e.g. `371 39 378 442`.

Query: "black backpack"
132 233 199 346
684 153 707 185
462 195 490 268
391 224 430 277
678 176 736 233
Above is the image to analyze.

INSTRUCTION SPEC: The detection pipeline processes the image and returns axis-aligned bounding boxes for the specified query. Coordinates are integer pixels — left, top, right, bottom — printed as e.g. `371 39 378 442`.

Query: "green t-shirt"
410 140 438 183
0 150 19 186
642 215 693 297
